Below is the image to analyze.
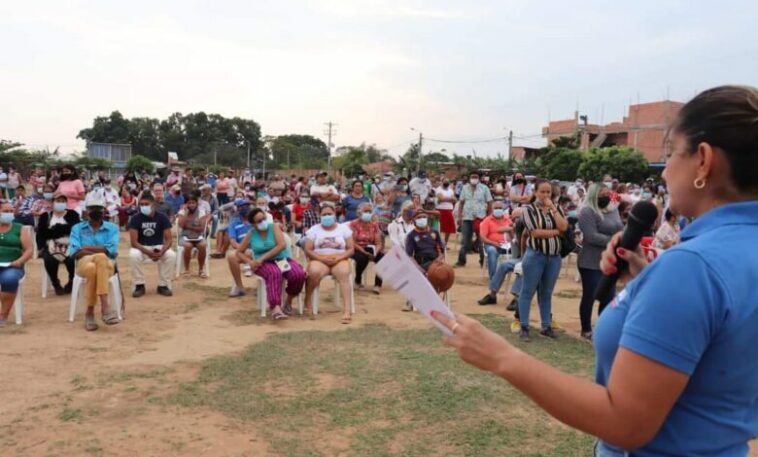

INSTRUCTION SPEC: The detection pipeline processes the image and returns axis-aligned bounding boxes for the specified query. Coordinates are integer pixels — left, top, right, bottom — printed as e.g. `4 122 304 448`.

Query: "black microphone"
594 200 658 302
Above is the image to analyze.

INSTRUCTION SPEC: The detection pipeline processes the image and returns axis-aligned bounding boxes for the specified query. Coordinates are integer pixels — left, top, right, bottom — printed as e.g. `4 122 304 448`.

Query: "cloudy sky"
1 0 756 158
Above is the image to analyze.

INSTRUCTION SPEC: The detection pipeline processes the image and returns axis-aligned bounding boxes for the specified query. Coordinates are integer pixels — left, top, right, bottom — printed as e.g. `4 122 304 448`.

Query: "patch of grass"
168 314 595 456
555 289 582 299
100 367 174 385
184 282 228 299
183 302 200 313
58 407 83 423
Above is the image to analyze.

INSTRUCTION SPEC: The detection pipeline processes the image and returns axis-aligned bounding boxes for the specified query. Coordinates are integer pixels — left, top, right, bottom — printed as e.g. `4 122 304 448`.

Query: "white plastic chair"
175 222 211 278
68 272 123 322
300 259 355 316
1 277 25 325
41 263 51 298
255 275 304 317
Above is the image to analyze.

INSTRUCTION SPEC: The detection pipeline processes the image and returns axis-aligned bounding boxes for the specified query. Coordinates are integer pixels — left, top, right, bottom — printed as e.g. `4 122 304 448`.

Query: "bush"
125 155 155 174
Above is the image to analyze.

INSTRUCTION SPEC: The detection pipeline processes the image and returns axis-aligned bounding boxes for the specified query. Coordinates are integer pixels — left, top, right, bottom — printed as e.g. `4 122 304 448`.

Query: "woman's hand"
248 259 262 270
431 312 517 374
9 260 22 268
600 232 648 281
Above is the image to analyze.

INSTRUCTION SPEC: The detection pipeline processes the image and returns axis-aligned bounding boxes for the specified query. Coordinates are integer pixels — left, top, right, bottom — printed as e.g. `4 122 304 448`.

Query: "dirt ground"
1 233 756 456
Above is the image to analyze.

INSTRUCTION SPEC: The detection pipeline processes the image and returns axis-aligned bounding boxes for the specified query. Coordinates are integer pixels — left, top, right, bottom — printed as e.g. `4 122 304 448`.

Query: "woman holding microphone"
433 85 758 456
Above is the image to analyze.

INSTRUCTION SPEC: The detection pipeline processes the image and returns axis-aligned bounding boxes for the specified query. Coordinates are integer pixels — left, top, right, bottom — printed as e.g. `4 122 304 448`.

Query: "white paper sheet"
375 246 455 336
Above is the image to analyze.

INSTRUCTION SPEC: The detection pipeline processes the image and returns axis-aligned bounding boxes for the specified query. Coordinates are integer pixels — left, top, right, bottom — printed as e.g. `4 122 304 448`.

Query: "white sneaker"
229 286 246 297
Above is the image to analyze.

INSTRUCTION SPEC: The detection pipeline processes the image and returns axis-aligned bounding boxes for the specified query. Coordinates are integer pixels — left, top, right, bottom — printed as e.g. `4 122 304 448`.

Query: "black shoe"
539 327 558 340
157 286 172 297
132 284 146 298
64 282 73 294
54 285 65 296
477 294 496 305
453 262 465 268
506 297 518 311
478 259 484 268
519 327 531 342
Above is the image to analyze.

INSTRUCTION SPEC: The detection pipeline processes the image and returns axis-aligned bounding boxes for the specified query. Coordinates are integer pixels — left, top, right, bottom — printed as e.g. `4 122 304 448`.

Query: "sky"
1 0 757 159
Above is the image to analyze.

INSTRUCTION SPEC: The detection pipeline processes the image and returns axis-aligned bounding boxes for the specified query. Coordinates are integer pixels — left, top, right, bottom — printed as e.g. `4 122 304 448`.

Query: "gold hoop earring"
693 178 706 189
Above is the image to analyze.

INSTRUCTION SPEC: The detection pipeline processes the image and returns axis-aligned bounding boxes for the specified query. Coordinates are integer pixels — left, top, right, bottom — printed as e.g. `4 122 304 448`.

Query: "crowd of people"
0 157 681 336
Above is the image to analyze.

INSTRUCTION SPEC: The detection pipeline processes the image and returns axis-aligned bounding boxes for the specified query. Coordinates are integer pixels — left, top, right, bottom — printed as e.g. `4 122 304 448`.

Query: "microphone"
594 200 658 302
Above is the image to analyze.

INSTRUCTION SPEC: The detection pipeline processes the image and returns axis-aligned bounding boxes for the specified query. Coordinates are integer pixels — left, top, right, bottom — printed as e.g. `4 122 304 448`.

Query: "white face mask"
470 178 479 186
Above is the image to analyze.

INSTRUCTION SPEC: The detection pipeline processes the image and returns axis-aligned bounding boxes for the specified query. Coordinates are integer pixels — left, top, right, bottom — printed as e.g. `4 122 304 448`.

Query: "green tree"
577 146 649 182
537 147 584 181
126 155 156 174
270 135 329 169
74 155 112 171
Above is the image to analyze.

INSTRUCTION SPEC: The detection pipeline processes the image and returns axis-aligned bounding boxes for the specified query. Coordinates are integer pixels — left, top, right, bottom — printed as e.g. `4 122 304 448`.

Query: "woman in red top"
118 186 137 228
348 202 384 294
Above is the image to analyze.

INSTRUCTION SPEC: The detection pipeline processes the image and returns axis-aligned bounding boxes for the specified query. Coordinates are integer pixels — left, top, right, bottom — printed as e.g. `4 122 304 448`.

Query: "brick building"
542 100 684 163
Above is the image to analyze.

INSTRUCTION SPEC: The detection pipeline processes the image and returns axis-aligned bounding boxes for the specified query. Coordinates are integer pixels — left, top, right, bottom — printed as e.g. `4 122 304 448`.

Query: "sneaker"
510 320 521 334
519 327 530 342
581 331 593 342
157 286 173 297
506 297 518 311
539 327 558 339
54 285 66 296
477 294 496 306
453 262 465 268
64 282 73 294
229 286 245 298
132 284 146 298
402 301 414 312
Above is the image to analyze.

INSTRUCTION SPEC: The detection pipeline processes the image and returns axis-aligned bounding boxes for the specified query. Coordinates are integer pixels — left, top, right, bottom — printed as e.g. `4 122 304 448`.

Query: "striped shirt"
523 203 564 256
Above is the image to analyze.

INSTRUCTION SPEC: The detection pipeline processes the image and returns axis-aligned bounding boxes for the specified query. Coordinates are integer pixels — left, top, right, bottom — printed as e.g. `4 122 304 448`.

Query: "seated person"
165 184 185 219
0 201 33 327
303 202 355 323
348 202 384 294
128 193 176 297
150 183 174 219
404 210 445 271
36 193 80 295
68 196 121 331
235 208 306 319
12 185 36 226
479 200 514 278
226 201 254 297
177 195 208 278
31 183 55 217
210 198 241 259
387 200 415 249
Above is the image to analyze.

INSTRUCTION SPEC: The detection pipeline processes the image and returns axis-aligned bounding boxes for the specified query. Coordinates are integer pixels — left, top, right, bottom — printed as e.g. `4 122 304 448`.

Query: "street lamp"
410 127 423 175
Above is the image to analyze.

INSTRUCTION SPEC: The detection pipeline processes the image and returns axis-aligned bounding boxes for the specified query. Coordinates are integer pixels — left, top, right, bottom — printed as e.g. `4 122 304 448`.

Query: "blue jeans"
484 244 509 278
517 248 561 329
0 266 25 293
489 258 522 297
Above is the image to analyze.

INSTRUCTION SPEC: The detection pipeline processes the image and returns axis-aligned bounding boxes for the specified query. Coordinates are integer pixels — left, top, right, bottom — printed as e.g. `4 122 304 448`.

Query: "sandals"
282 302 293 316
85 315 99 331
272 310 288 321
371 286 381 295
102 311 121 326
341 315 352 324
199 271 209 279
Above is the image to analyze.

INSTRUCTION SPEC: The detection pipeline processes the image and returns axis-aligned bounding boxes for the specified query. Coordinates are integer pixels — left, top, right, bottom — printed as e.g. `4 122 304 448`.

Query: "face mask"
299 197 309 204
493 209 505 218
513 178 525 185
470 178 479 185
360 212 372 222
53 202 67 212
603 181 612 189
642 192 652 200
321 215 336 227
0 212 14 224
36 187 43 193
415 218 428 228
374 179 380 183
88 210 103 221
442 182 450 188
140 205 152 216
568 210 578 219
43 192 54 200
597 196 611 209
62 174 72 180
256 220 269 231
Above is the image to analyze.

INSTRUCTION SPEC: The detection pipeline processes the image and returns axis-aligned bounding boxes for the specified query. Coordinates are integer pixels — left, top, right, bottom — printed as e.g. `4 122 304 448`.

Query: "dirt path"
1 235 755 456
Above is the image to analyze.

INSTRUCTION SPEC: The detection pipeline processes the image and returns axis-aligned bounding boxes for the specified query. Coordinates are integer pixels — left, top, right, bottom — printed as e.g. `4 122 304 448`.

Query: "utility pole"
507 130 513 159
416 131 423 175
324 122 337 171
246 141 250 169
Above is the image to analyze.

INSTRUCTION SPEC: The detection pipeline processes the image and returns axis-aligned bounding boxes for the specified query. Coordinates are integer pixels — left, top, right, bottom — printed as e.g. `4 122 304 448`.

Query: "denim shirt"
68 220 120 258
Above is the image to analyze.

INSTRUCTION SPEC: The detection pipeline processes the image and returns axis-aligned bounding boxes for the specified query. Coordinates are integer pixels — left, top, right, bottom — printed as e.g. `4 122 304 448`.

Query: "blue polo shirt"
226 217 252 244
68 220 120 259
594 201 758 456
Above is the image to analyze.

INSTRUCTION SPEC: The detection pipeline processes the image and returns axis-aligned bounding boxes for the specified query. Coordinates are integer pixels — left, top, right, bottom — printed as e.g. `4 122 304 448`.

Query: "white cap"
84 193 106 208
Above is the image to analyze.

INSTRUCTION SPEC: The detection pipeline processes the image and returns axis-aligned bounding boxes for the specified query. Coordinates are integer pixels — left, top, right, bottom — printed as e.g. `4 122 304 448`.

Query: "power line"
424 136 508 144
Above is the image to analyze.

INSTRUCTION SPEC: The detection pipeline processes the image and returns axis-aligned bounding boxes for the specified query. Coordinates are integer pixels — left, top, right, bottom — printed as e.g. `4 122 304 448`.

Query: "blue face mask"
53 202 67 212
256 220 269 231
415 218 428 228
642 192 652 200
360 212 372 222
493 209 505 218
43 192 54 200
140 205 152 216
568 210 578 219
321 215 336 227
0 213 14 224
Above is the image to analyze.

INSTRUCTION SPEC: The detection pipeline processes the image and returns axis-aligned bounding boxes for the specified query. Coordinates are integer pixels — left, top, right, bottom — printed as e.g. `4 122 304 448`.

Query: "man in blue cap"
226 199 254 297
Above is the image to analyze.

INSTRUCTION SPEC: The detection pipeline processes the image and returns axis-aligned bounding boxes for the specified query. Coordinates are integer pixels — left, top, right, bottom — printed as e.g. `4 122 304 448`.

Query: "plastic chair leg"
69 276 85 322
14 279 24 325
41 265 50 299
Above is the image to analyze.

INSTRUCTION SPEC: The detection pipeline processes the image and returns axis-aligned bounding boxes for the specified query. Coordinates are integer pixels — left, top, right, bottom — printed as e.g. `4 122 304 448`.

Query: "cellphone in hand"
366 245 376 256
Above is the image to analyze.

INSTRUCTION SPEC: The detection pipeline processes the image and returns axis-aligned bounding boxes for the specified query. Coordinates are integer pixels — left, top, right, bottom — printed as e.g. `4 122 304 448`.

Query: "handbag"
559 226 577 258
